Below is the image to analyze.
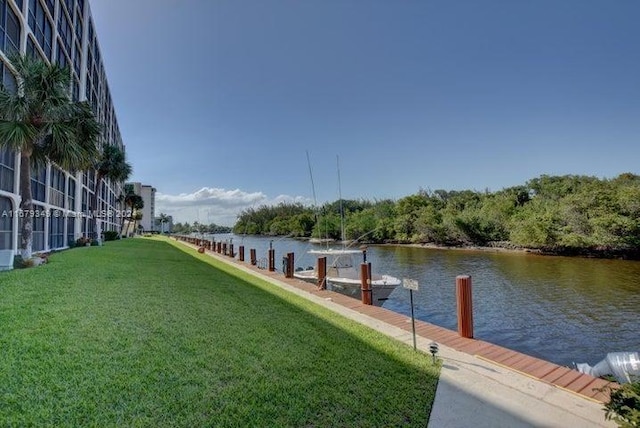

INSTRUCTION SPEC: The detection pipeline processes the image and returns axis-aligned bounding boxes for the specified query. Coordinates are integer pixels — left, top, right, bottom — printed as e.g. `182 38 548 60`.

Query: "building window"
87 169 95 190
0 1 21 54
80 215 93 239
43 0 53 18
18 204 45 251
57 10 72 53
0 146 15 192
67 177 75 211
28 0 53 60
66 216 74 245
0 0 21 54
56 42 67 69
0 196 12 250
81 187 87 212
72 76 79 101
30 165 47 203
15 0 24 13
63 0 72 16
49 209 64 248
0 60 16 93
72 39 80 76
73 7 81 41
26 34 36 57
49 166 65 207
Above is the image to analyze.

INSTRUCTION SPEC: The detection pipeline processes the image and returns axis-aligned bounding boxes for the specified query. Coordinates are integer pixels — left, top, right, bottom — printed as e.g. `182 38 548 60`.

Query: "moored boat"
308 238 335 244
294 248 401 305
576 351 640 383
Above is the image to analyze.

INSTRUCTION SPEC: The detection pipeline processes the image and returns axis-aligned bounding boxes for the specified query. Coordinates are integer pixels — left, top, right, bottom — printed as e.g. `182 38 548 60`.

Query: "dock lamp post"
429 342 439 364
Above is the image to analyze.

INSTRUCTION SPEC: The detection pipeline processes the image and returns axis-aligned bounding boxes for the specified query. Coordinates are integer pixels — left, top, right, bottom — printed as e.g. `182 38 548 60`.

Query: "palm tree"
0 54 101 259
121 191 143 237
158 212 170 234
119 183 135 236
131 206 143 236
93 145 132 244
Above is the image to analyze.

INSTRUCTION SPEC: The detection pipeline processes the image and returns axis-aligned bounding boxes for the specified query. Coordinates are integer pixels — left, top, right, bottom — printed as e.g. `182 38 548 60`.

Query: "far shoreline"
213 233 640 261
375 241 640 261
380 242 538 255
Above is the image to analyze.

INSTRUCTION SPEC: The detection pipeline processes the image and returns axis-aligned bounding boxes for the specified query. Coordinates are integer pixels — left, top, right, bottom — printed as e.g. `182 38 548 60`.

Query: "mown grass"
0 238 439 427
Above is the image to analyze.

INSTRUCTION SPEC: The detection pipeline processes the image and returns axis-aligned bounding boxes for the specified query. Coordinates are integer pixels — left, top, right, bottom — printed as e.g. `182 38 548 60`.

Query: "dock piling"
317 257 327 289
456 275 474 338
268 248 275 272
360 262 372 305
284 252 295 278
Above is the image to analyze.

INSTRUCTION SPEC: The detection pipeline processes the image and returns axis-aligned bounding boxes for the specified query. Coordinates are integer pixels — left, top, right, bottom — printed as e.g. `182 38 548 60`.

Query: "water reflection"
210 235 640 367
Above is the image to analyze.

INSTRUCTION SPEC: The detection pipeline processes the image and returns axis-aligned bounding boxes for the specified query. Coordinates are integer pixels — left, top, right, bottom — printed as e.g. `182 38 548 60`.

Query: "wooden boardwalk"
178 238 615 403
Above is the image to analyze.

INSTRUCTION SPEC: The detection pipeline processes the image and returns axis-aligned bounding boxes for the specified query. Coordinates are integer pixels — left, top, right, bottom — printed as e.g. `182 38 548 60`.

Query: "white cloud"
155 187 311 226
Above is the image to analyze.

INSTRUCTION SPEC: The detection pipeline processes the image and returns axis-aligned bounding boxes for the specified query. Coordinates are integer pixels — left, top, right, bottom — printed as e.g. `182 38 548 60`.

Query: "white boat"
308 238 335 244
576 351 640 384
294 248 401 304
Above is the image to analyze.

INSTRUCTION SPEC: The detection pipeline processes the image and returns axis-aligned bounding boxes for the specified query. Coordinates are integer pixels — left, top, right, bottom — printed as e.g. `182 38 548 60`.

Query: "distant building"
126 182 156 232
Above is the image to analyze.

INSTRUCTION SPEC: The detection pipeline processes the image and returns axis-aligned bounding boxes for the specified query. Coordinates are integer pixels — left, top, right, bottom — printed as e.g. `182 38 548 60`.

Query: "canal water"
210 233 639 368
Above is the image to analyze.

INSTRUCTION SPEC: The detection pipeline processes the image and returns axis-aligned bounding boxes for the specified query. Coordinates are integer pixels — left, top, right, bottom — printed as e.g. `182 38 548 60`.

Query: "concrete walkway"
176 240 615 427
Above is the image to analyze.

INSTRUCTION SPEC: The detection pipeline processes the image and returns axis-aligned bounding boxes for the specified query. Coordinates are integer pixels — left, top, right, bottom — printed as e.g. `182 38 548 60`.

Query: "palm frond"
0 82 30 122
42 123 81 168
71 101 103 143
35 100 100 170
8 53 71 114
0 121 38 152
96 144 132 182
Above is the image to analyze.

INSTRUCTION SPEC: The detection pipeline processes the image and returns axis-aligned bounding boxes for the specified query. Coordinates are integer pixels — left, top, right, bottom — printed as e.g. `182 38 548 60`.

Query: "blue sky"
90 0 640 225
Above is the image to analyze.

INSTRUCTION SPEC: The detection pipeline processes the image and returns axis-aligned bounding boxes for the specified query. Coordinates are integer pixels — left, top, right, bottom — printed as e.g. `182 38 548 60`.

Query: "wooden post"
317 256 327 289
222 243 227 255
456 275 474 338
360 262 372 305
250 249 257 265
288 252 295 277
217 242 222 253
268 249 275 272
284 252 294 278
368 262 373 303
229 244 234 258
239 246 245 262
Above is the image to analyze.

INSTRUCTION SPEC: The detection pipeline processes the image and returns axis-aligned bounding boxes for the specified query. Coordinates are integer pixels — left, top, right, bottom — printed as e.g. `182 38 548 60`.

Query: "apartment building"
0 0 126 254
126 182 156 233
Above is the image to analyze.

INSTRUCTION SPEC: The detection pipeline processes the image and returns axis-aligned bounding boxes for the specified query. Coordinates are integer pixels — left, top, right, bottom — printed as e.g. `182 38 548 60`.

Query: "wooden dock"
175 237 615 403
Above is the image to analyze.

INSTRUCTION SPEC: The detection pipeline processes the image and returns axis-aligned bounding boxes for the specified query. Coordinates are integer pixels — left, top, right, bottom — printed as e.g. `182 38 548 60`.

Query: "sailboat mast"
337 155 345 244
306 150 323 243
306 150 318 207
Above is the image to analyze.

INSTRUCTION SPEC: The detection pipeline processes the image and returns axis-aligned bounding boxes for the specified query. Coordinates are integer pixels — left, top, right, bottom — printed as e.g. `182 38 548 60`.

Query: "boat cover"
576 352 640 383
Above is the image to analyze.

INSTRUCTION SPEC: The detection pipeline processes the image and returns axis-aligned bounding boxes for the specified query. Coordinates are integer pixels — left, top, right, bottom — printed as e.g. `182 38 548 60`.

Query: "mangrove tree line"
232 174 640 256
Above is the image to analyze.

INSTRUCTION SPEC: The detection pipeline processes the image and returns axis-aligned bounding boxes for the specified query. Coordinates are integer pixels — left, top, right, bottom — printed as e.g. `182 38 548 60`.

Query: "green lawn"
0 238 439 427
